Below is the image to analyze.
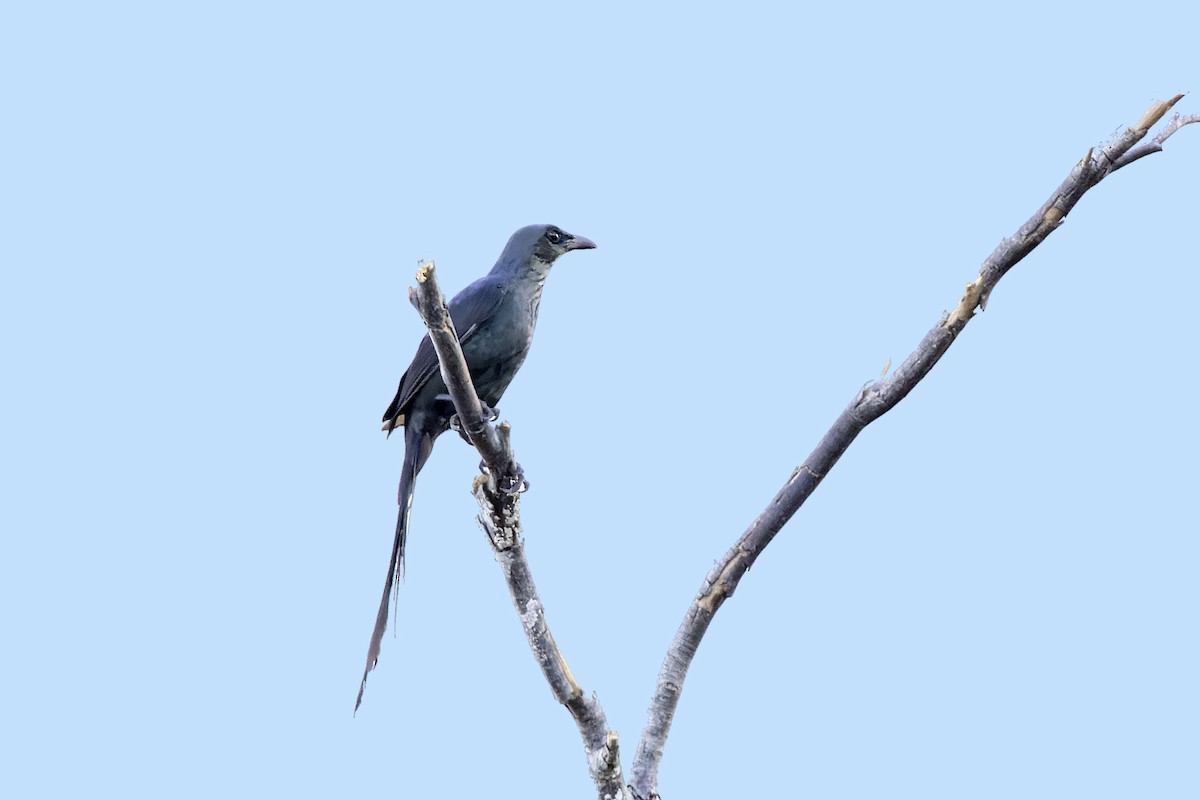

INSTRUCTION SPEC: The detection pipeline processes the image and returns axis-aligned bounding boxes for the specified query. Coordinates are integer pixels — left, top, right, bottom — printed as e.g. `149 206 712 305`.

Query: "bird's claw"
449 413 472 444
479 460 529 495
502 462 529 495
449 403 500 443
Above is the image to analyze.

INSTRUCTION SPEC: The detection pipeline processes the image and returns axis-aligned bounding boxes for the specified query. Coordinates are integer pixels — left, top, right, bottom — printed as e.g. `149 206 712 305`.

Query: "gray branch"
408 265 627 800
409 264 514 483
626 95 1198 800
401 95 1194 800
1110 98 1199 171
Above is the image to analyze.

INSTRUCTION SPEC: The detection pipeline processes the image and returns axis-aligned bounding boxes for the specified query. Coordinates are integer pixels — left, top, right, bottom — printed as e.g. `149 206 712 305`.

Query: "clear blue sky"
3 3 1197 798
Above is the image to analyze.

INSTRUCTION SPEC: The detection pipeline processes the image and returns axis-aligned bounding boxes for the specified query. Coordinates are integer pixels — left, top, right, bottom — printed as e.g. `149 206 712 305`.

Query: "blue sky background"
3 2 1197 798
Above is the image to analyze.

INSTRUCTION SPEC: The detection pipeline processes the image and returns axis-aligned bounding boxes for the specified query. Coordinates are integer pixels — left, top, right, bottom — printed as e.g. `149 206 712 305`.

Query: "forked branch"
403 95 1194 800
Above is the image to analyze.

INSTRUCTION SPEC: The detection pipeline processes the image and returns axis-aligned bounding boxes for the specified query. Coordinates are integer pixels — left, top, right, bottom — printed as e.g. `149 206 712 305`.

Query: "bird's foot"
479 460 529 495
450 414 473 444
448 402 500 443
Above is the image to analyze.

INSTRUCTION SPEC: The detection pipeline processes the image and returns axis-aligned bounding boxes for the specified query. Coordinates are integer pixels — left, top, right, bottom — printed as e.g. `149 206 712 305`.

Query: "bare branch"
627 95 1196 800
476 485 628 799
409 264 626 799
409 262 513 484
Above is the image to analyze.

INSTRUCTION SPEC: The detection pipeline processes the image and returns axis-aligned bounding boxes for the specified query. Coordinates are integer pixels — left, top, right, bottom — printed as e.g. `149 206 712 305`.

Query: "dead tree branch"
408 264 626 800
402 95 1194 800
626 95 1197 800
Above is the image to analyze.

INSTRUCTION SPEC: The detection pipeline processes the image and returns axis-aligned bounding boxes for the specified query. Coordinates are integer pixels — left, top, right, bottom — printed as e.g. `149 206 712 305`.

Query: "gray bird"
357 223 596 711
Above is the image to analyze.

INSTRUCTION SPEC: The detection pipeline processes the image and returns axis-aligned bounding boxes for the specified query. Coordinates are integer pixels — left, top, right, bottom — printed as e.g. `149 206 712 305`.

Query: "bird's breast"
528 288 543 323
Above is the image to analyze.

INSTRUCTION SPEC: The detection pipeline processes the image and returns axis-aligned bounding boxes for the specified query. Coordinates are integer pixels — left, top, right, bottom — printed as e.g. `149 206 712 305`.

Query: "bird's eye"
546 229 562 244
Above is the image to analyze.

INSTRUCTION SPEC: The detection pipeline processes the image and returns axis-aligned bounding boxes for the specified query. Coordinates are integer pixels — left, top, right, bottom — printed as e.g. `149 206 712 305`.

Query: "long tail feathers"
356 438 420 714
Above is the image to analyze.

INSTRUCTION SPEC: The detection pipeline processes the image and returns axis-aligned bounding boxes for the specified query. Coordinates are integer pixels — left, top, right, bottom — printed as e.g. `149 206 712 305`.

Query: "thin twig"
1108 94 1194 170
409 264 627 800
627 94 1196 800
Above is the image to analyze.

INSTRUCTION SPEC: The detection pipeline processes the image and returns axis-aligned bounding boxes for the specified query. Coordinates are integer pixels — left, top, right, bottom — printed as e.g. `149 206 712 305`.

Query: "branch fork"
403 96 1195 800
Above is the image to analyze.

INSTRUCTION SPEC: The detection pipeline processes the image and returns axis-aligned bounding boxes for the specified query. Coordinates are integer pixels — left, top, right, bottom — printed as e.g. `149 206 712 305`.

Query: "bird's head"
503 224 596 267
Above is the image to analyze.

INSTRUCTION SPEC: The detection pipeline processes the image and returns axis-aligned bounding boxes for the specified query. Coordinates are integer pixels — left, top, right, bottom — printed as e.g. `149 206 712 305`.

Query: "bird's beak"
565 234 596 251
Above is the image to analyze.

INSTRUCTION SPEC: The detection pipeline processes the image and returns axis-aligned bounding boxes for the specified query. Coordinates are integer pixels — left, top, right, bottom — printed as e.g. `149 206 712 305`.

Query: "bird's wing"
381 277 507 430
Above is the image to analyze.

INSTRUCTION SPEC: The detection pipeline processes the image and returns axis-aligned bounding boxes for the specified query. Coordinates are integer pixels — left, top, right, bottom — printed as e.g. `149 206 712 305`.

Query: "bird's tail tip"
354 674 369 715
